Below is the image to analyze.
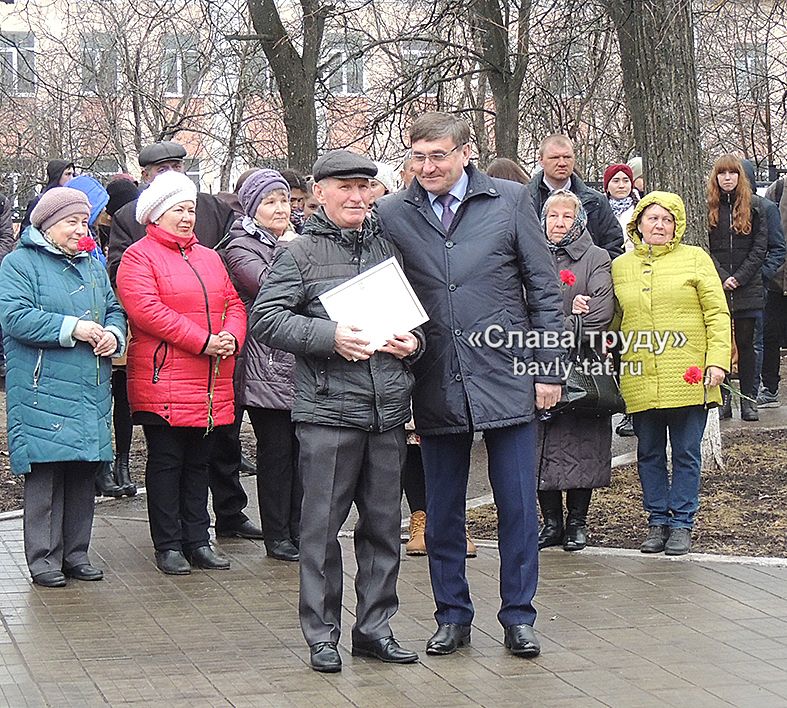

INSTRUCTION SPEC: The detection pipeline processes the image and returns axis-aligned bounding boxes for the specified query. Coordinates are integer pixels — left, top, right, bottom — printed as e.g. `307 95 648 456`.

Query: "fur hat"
30 187 91 232
603 163 635 193
238 169 290 218
135 171 197 225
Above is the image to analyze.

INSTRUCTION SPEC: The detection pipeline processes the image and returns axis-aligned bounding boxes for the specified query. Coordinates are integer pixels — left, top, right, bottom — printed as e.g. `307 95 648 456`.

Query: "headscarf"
541 189 588 252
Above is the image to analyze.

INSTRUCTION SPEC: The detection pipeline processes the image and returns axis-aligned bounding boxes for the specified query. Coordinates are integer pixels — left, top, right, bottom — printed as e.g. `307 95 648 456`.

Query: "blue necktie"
437 193 456 230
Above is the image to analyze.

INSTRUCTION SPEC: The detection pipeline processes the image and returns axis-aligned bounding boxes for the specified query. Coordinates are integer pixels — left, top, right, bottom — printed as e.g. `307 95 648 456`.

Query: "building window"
324 41 363 96
162 35 201 97
735 44 767 101
0 32 35 95
81 34 119 94
401 40 438 97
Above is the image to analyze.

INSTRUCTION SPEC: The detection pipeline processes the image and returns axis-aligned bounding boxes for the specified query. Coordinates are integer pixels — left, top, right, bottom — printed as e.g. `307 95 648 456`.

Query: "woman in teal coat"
0 188 126 587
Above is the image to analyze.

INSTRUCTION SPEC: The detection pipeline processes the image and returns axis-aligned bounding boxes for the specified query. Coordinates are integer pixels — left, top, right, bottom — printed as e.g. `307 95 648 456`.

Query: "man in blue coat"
377 112 565 658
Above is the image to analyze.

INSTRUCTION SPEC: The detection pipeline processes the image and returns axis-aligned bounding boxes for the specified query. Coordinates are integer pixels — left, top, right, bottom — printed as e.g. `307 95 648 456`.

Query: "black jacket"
250 209 421 432
223 217 295 411
708 190 768 313
376 165 565 436
108 190 234 286
741 160 786 285
528 172 625 257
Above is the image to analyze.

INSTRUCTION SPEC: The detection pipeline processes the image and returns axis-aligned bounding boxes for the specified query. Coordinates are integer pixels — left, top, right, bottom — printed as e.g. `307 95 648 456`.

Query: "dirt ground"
2 383 786 557
467 428 787 557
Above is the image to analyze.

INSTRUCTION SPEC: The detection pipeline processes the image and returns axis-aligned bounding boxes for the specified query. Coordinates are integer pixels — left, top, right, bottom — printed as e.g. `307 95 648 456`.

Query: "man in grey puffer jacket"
251 150 423 673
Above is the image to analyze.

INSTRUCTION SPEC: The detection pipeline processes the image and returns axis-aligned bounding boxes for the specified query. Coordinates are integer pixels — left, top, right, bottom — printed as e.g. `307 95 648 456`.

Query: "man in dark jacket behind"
108 141 263 541
528 135 624 257
376 113 565 660
251 150 422 673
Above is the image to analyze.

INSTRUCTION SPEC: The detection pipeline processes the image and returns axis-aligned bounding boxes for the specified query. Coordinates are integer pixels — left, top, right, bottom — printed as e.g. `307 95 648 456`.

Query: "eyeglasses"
409 145 463 165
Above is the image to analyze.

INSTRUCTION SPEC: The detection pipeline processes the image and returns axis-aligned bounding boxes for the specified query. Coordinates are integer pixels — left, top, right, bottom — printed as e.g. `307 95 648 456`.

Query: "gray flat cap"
312 150 377 182
138 141 187 167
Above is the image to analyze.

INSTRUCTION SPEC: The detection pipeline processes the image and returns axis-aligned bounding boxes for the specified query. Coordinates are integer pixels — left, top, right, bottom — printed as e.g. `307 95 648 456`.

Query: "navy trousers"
420 422 539 628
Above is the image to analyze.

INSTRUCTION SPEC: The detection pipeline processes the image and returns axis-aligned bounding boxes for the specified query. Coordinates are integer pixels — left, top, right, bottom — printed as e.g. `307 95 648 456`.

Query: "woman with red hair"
707 154 768 421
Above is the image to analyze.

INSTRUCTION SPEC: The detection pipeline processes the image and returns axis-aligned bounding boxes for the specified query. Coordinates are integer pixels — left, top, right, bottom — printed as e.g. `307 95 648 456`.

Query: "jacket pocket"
315 366 329 395
152 341 169 383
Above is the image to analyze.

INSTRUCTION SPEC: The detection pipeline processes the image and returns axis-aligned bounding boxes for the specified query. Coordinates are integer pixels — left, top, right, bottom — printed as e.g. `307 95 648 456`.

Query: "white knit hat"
135 171 198 225
373 162 397 194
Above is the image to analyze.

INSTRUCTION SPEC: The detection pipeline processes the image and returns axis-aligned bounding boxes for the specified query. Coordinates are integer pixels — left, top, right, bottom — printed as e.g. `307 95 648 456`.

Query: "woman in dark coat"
537 190 615 552
223 169 301 562
707 154 768 421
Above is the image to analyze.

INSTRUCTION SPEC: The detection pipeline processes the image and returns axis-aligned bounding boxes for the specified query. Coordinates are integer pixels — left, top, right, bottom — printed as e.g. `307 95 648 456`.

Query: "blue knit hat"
65 175 109 225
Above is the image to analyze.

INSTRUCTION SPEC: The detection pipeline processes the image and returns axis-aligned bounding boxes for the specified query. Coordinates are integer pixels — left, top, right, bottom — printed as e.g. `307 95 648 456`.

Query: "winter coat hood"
627 191 686 251
741 159 757 194
45 160 74 190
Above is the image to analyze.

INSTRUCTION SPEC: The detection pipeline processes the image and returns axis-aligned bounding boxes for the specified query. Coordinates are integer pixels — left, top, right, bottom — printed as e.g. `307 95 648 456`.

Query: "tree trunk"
247 0 323 173
604 0 708 246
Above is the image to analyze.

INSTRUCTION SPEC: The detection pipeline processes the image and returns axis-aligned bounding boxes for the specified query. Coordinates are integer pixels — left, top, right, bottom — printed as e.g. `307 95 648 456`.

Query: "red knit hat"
603 163 634 193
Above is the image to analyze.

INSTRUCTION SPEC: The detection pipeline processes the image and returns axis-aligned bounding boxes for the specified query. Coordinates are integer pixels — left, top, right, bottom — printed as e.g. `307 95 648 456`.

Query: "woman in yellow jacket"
612 192 731 556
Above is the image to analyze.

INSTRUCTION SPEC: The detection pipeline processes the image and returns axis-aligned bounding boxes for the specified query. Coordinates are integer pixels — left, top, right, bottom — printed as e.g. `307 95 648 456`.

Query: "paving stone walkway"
1 489 787 707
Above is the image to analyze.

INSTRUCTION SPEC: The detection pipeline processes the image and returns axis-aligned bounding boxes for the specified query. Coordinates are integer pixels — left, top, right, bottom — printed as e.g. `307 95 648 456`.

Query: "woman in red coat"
117 171 246 575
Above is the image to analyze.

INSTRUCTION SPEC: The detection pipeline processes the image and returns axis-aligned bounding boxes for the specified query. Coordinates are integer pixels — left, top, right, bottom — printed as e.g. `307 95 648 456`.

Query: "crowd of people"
0 112 785 672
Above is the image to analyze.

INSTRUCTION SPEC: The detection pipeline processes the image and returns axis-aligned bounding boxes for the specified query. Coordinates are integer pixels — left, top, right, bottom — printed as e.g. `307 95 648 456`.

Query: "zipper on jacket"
152 341 168 383
179 246 216 400
32 348 43 405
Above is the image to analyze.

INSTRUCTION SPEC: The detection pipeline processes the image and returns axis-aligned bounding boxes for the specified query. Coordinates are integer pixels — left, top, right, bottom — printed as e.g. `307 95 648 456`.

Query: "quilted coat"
538 230 614 491
0 227 126 475
376 165 565 435
223 217 295 410
611 192 731 414
251 209 422 432
116 224 246 428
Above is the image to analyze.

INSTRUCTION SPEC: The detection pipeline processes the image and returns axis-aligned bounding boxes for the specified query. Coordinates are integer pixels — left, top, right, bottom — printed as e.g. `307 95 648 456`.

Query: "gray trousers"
23 462 97 578
296 423 406 646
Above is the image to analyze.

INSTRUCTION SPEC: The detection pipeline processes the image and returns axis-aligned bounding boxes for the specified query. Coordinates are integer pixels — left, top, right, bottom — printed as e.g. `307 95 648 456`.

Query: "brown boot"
405 511 427 555
466 527 477 558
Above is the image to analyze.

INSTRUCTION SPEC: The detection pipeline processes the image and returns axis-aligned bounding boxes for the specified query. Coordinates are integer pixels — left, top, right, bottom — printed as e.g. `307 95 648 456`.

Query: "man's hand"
535 383 562 410
334 323 372 361
723 276 739 290
378 332 419 359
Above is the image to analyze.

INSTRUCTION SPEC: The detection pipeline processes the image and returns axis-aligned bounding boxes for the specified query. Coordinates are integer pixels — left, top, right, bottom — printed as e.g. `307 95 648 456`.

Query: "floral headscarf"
541 189 588 252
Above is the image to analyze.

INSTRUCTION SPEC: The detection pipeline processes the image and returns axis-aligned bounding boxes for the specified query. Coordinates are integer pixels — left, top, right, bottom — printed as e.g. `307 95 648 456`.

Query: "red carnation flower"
77 236 98 253
683 366 703 384
559 269 576 286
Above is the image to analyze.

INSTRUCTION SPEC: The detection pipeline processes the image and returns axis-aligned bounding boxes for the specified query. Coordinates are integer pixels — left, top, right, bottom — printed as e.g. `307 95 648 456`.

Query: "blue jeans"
420 423 539 628
632 406 707 529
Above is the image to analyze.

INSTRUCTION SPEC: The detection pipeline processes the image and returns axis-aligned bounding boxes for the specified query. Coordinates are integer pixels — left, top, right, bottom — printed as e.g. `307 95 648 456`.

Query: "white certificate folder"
318 257 429 350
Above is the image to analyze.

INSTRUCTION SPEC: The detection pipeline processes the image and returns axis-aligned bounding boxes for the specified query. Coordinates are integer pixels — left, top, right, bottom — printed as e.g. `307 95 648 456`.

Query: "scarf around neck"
608 195 635 217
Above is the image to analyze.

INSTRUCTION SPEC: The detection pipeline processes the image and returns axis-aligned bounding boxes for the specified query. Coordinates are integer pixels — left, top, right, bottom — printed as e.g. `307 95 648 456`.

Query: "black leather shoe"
426 623 471 655
639 525 670 553
185 545 230 570
265 539 299 562
63 564 104 581
216 519 265 540
310 641 341 672
155 550 191 575
504 624 541 658
32 570 66 587
352 636 419 664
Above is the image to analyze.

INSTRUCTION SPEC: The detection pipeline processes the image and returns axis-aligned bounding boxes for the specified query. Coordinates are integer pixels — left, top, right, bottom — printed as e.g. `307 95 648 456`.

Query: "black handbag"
551 316 625 417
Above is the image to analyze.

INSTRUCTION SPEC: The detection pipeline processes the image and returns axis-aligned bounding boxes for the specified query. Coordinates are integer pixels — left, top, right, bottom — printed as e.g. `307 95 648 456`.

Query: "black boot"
740 398 759 421
563 488 592 551
95 461 124 497
537 490 564 550
113 452 137 497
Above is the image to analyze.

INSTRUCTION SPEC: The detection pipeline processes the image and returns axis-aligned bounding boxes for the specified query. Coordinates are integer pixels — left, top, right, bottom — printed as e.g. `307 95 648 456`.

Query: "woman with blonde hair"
707 154 768 421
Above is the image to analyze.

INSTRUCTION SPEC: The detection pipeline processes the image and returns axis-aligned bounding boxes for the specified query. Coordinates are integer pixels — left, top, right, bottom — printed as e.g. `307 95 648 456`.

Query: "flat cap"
138 141 187 167
312 150 377 182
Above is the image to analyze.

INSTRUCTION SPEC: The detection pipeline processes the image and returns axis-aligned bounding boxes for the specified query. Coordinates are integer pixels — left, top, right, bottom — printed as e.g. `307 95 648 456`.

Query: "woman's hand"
217 330 237 356
571 294 591 315
93 331 118 357
705 365 725 387
205 332 236 358
73 320 106 345
723 276 739 290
